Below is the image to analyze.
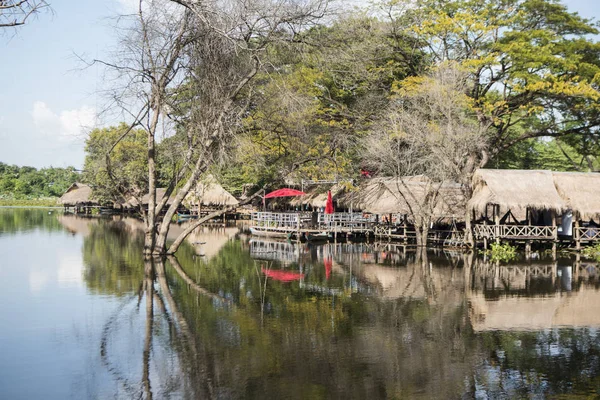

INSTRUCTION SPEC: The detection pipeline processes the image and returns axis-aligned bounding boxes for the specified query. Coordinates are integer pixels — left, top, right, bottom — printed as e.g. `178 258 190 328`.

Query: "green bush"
486 242 517 262
581 243 600 262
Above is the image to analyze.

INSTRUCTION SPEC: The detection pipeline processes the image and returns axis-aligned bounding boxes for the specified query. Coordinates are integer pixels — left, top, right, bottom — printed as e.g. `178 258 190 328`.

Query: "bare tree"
97 0 330 256
362 63 489 247
0 0 49 28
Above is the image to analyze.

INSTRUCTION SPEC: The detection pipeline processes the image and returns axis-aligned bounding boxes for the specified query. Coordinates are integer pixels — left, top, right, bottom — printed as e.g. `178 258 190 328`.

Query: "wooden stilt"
575 218 581 251
494 204 500 244
551 210 557 260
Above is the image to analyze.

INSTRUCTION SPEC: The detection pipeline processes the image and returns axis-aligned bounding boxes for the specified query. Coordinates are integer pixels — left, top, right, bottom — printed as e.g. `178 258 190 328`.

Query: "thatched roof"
468 169 567 216
552 171 600 220
58 183 97 206
289 183 346 208
340 176 467 222
185 174 239 207
127 188 175 208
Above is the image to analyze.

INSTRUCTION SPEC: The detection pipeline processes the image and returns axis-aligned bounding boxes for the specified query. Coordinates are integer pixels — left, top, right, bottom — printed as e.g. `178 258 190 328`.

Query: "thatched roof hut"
289 183 346 208
58 183 96 206
468 169 567 218
340 176 467 222
126 188 175 209
184 174 239 208
552 171 600 220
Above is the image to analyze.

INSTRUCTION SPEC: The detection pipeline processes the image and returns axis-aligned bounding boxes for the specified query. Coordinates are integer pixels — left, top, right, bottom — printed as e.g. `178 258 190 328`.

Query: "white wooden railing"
474 224 557 240
251 212 306 229
576 227 600 241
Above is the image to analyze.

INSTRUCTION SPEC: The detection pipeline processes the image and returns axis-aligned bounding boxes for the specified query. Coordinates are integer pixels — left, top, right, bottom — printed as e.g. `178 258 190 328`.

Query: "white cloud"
31 101 96 141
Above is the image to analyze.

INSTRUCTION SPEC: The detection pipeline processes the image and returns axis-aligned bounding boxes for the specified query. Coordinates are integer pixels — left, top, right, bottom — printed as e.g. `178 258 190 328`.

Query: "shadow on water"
5 209 600 398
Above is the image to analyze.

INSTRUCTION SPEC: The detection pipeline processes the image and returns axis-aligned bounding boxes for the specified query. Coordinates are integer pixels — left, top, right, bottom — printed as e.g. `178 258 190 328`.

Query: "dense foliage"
0 162 79 200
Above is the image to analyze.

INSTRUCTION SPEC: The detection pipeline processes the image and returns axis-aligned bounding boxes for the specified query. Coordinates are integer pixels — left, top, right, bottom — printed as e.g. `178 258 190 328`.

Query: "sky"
0 0 598 169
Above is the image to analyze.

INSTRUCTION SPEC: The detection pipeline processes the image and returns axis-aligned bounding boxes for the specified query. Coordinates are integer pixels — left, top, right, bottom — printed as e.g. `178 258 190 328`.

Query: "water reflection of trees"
78 221 600 398
0 208 64 235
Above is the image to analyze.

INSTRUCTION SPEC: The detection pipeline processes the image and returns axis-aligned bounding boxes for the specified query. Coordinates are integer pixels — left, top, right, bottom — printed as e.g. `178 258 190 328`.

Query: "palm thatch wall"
58 183 96 206
468 169 567 218
552 171 600 220
340 176 467 222
184 174 239 208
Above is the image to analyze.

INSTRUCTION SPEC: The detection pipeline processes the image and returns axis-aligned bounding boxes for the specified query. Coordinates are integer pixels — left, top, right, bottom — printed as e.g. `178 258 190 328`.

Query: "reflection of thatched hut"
468 169 567 221
341 177 467 223
59 183 98 211
552 171 600 221
469 287 600 331
184 174 239 211
57 214 94 237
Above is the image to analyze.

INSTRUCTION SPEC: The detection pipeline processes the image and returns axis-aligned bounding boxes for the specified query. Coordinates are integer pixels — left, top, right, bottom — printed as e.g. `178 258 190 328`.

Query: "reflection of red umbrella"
324 257 332 280
264 188 306 198
262 267 304 282
325 190 334 214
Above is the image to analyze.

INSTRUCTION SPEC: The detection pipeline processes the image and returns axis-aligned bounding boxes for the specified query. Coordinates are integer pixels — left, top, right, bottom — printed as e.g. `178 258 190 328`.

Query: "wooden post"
494 204 500 244
525 241 532 259
483 205 488 250
551 210 557 260
403 215 408 244
574 218 581 251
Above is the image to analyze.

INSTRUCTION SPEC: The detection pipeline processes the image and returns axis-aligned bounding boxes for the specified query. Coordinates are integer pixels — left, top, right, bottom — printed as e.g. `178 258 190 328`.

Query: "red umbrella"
262 267 304 282
264 188 306 199
325 190 334 214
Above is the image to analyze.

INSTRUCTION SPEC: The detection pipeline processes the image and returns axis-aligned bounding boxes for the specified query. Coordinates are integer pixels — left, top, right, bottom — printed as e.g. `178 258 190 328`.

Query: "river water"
1 208 600 399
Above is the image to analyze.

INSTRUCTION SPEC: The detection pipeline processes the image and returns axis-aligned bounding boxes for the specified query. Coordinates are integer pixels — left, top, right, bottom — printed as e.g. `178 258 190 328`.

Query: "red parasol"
264 188 306 199
325 190 334 214
262 267 304 282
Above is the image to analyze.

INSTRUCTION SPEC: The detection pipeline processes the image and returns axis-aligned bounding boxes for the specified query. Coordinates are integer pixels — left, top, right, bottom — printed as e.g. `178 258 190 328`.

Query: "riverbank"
0 199 59 207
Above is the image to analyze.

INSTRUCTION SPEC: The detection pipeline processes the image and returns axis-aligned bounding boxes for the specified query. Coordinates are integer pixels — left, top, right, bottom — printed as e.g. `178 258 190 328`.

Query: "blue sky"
0 0 598 169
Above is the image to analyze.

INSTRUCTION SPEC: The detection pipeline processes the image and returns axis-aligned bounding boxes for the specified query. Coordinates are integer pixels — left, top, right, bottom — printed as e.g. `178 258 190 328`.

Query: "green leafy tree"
394 0 600 169
82 124 148 205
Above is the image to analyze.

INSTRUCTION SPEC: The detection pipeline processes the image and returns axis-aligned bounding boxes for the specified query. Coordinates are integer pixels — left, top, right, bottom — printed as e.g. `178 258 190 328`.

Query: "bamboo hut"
467 169 568 246
552 171 600 245
58 183 98 213
289 183 346 210
552 172 600 220
341 176 467 223
469 169 567 220
183 174 239 213
126 188 176 211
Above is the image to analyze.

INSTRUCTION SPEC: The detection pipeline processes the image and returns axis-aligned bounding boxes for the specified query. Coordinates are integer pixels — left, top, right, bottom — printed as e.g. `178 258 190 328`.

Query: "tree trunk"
144 98 161 256
415 221 429 248
154 156 208 254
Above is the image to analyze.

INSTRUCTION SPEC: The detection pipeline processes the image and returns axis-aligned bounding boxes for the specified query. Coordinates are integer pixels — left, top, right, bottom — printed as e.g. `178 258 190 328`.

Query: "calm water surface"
1 208 600 399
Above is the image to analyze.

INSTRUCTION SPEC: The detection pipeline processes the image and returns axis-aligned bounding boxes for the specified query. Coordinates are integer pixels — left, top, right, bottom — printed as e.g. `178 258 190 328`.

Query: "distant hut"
341 176 467 224
184 174 239 214
126 188 176 211
58 183 98 213
289 183 346 210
